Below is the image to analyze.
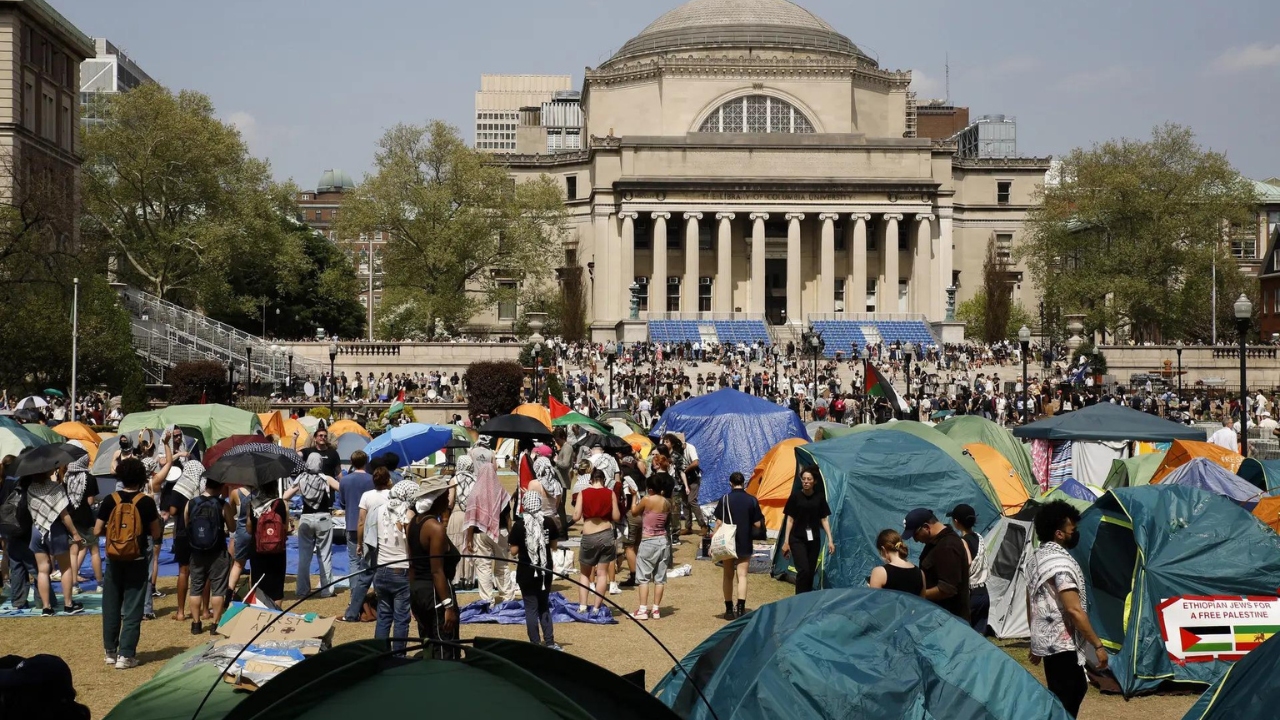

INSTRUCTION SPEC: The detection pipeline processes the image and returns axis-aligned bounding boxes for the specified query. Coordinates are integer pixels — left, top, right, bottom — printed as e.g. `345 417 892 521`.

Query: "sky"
58 0 1280 188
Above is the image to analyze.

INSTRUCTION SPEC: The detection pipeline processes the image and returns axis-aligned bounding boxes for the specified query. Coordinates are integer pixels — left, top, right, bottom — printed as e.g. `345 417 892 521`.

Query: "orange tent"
964 443 1030 515
328 419 372 439
624 433 654 459
512 403 552 431
1252 495 1280 534
54 422 102 462
747 438 808 532
279 417 310 450
257 411 286 441
1150 439 1244 485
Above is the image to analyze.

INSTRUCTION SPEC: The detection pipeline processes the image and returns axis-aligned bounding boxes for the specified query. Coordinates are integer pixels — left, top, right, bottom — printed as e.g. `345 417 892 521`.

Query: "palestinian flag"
388 389 406 418
1234 625 1280 651
865 362 908 413
1179 626 1235 653
548 395 571 420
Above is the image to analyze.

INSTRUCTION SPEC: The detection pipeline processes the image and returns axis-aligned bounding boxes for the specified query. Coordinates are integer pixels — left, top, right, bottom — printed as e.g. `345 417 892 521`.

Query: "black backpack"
0 486 27 537
187 495 223 552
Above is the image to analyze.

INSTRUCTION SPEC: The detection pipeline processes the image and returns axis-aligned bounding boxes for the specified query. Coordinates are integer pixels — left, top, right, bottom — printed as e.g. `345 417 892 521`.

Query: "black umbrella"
206 451 297 488
477 414 554 441
586 433 632 454
225 442 305 475
11 443 88 477
443 437 472 450
11 407 43 423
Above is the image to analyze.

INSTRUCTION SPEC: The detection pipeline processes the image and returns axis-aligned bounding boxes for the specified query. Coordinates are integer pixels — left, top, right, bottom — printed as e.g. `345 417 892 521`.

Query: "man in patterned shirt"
1027 500 1108 717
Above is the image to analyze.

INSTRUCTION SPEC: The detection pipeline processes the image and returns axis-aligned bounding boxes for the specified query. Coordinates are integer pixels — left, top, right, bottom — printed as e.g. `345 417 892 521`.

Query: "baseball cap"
0 654 75 698
903 508 936 540
947 503 977 525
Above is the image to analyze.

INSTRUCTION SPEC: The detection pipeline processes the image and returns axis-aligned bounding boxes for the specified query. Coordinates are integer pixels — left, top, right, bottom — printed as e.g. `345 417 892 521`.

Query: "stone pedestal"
1065 314 1086 352
615 319 648 344
931 321 967 345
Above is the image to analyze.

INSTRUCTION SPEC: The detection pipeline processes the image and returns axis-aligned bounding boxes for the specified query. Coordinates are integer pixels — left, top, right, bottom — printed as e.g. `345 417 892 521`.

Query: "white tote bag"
709 499 738 563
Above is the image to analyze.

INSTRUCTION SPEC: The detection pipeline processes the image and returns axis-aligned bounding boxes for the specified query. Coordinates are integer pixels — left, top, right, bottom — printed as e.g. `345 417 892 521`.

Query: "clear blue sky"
58 0 1280 188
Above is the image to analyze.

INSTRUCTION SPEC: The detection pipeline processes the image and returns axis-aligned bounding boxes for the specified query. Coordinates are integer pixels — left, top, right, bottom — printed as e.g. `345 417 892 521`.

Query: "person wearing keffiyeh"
293 452 340 600
463 454 514 607
445 455 477 588
509 491 557 649
64 452 102 588
373 479 419 654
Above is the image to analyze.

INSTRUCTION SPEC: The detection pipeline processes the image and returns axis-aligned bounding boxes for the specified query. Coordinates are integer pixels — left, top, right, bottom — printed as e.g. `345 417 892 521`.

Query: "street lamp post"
328 342 338 417
903 341 915 419
1236 294 1253 457
1019 326 1031 425
287 351 294 396
801 330 823 420
70 277 79 422
533 341 543 402
1175 339 1184 416
245 345 253 390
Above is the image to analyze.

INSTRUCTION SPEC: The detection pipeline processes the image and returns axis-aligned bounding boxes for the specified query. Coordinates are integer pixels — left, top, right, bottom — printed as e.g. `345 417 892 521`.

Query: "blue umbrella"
363 423 453 467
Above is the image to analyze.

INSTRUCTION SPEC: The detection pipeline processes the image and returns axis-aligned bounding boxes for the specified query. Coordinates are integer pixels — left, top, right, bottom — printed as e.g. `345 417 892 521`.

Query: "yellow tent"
328 419 372 439
624 433 654 459
512 403 552 431
747 438 809 532
964 443 1030 515
1253 495 1280 534
257 411 286 441
54 422 102 462
1150 439 1243 485
279 417 310 450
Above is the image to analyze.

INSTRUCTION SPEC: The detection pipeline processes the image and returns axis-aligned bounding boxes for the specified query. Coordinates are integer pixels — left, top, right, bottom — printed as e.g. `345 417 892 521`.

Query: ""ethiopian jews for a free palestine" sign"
1158 596 1280 664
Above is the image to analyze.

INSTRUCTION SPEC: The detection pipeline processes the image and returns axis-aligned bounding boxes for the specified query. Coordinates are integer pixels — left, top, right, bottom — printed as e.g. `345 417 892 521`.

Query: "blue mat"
137 536 351 579
459 592 618 625
0 589 104 617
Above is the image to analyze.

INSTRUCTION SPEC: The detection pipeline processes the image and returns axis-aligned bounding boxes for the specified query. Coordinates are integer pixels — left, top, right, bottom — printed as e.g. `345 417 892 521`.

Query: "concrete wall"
279 342 523 378
1101 345 1280 391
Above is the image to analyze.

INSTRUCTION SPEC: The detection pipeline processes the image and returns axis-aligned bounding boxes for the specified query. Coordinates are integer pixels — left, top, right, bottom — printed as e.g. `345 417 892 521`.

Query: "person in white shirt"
1209 417 1239 453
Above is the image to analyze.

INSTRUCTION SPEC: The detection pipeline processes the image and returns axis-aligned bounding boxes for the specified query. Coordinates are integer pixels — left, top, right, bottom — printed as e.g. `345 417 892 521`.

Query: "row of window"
478 123 516 132
479 142 516 150
23 73 73 152
23 25 76 90
477 111 518 121
479 132 514 141
623 218 945 252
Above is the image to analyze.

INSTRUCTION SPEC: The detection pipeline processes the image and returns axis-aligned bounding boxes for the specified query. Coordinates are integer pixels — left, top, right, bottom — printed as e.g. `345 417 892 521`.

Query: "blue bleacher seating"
812 320 936 357
647 319 771 346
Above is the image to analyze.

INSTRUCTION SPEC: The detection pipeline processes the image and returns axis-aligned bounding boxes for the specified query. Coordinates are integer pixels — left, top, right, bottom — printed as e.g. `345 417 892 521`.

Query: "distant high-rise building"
915 100 969 141
474 74 572 152
79 36 153 126
951 114 1017 159
515 90 584 154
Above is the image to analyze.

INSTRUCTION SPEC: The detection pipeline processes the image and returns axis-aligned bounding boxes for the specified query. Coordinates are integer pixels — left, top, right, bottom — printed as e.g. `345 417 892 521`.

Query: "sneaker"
63 603 84 615
104 653 117 665
151 589 164 599
190 621 203 635
544 643 563 651
142 613 156 621
41 608 55 618
651 606 661 620
50 570 62 582
608 582 622 596
577 604 588 615
631 607 649 621
115 657 138 670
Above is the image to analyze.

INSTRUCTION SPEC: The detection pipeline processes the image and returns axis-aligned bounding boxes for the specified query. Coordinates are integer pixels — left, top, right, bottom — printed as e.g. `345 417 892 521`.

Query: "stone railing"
338 344 402 357
1211 347 1278 360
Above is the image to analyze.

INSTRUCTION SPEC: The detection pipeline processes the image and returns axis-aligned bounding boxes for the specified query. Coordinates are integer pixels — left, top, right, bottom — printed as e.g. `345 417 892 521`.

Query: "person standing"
25 465 88 616
409 478 461 657
712 472 764 619
630 476 672 620
64 453 101 590
304 429 342 479
294 453 341 600
1 455 36 612
464 449 515 610
184 477 234 634
374 480 417 654
904 508 971 622
337 451 374 621
1209 416 1239 453
96 458 162 669
780 466 835 594
508 491 557 648
868 529 924 595
571 469 620 617
247 485 289 604
949 503 990 634
445 456 476 589
1027 500 1108 718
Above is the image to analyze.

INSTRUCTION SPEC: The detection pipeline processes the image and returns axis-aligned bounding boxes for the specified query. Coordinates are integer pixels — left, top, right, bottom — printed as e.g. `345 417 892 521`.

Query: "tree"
558 266 589 343
955 290 1033 342
981 236 1013 344
463 361 524 422
336 121 566 335
167 361 231 405
1021 124 1258 343
81 83 294 309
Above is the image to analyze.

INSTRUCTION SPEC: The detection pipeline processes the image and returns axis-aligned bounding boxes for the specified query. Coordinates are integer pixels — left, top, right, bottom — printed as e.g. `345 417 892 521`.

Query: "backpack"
105 492 145 561
833 398 846 413
0 486 25 537
188 496 223 552
254 500 286 554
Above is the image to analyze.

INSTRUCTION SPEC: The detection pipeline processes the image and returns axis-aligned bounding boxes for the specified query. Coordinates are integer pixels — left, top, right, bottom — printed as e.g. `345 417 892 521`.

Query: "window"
667 222 681 250
497 281 517 321
698 223 712 251
634 217 651 250
997 181 1012 205
866 278 878 312
698 277 712 312
667 279 681 312
697 95 815 134
996 233 1013 263
42 91 55 140
635 277 649 311
835 278 846 312
565 175 577 199
867 232 877 252
898 222 909 251
22 75 34 130
60 96 70 150
835 219 846 251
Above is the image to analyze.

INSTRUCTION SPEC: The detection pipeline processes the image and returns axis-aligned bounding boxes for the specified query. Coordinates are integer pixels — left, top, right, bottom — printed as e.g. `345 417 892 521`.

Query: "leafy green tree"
336 121 566 335
955 290 1033 342
1021 124 1258 343
464 361 524 422
981 237 1013 344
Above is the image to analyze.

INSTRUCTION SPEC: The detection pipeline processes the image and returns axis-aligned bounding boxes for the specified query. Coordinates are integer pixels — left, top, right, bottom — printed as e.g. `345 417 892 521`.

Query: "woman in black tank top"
408 483 461 659
868 529 925 596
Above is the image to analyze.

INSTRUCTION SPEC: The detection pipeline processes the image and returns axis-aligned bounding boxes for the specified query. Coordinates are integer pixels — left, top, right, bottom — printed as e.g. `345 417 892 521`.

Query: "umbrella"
11 443 87 477
336 432 371 462
16 396 48 410
0 425 48 459
328 419 372 439
204 434 270 468
478 414 554 441
206 451 297 488
22 423 62 444
512 403 552 430
43 388 65 398
53 421 102 446
11 408 43 423
364 424 453 466
225 443 305 475
443 437 472 450
586 433 632 454
553 411 612 434
930 409 956 420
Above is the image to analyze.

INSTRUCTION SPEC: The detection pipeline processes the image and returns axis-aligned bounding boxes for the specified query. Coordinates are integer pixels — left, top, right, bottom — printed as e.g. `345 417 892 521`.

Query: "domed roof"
607 0 865 66
316 169 356 193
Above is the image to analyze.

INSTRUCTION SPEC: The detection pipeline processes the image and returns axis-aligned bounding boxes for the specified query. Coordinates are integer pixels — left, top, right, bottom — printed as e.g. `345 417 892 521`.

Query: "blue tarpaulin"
652 388 808 503
1055 478 1099 503
1161 457 1262 510
459 592 617 625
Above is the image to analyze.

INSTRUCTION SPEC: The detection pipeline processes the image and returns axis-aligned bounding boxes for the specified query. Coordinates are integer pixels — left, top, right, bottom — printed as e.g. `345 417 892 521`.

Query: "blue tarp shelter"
652 388 808 503
1054 478 1100 503
653 588 1072 720
1161 457 1263 510
1013 402 1206 442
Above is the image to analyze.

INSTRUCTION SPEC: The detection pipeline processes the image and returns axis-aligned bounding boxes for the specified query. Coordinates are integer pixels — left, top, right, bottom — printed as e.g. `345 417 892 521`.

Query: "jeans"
296 513 334 599
373 567 411 653
520 585 554 645
970 585 991 636
4 533 35 608
343 542 373 621
102 559 148 658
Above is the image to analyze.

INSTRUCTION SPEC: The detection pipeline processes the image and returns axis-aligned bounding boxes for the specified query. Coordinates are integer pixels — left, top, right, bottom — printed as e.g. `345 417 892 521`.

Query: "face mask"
1061 529 1081 550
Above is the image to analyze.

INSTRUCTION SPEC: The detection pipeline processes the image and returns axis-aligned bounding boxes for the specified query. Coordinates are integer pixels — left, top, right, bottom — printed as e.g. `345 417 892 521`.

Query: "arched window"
697 95 815 134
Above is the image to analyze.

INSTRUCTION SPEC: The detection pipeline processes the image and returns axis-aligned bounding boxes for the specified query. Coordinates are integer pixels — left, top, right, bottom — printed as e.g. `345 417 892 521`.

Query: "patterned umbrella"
204 434 269 468
206 451 297 489
225 442 305 475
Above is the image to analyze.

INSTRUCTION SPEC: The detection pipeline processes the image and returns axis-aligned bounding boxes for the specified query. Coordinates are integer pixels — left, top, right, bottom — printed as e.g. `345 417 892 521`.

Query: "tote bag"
709 499 738 563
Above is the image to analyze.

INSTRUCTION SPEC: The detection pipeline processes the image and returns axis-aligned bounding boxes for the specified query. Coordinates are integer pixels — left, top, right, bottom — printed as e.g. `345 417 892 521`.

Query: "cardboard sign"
222 606 334 646
1158 595 1280 664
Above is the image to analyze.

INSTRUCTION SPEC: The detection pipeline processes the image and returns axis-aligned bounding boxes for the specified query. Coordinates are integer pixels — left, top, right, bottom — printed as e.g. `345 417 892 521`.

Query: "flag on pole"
865 362 909 414
388 389 405 418
200 389 207 405
548 395 571 420
242 576 280 611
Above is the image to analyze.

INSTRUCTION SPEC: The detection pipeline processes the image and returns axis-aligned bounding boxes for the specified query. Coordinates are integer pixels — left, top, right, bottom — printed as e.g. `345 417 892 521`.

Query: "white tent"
984 514 1036 639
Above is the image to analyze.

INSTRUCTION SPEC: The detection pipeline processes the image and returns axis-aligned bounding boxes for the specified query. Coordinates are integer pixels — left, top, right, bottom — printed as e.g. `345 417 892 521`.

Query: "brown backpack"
105 492 145 561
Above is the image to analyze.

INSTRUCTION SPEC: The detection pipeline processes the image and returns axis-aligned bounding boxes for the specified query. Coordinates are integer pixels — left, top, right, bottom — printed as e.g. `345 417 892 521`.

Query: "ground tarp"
936 415 1038 496
1072 486 1280 696
652 388 808 503
1150 439 1244 485
119 404 262 448
746 437 808 531
1158 457 1263 510
1013 403 1207 442
653 588 1072 720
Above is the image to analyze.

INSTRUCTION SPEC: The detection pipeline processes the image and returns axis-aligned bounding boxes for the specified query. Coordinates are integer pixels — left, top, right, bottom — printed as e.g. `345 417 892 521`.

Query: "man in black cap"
0 654 90 719
948 503 990 634
903 507 971 621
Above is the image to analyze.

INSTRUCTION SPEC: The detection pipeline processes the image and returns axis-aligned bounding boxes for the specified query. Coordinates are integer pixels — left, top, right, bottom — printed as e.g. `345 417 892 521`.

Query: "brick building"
296 169 383 338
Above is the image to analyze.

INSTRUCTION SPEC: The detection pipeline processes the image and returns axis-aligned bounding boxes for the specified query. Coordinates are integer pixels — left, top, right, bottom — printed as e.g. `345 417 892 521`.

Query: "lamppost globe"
1018 325 1031 344
1235 294 1252 457
1235 294 1253 320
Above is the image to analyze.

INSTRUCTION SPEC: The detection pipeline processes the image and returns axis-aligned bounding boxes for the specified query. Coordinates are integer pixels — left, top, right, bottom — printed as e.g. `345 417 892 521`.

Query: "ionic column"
716 212 735 312
938 211 954 319
593 212 616 321
882 213 903 314
651 212 670 312
914 214 935 317
683 212 703 313
619 212 638 311
750 213 769 315
786 213 805 324
819 213 839 314
850 213 869 315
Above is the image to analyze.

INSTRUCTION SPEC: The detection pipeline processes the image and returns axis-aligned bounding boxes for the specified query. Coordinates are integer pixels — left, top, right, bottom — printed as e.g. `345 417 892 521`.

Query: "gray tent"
983 513 1036 639
1013 403 1205 442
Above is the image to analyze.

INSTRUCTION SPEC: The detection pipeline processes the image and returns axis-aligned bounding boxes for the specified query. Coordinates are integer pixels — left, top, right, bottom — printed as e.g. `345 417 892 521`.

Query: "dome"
316 169 356 193
607 0 866 66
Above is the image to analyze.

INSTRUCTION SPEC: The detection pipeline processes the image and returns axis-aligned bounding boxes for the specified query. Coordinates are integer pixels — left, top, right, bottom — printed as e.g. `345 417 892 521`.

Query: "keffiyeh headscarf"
295 452 329 509
384 479 419 531
521 492 549 584
452 455 476 512
64 453 91 510
173 459 206 501
532 454 561 499
465 457 510 543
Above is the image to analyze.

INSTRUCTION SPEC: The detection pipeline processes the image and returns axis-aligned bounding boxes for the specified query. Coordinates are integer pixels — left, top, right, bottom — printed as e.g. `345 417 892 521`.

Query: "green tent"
596 409 647 435
1013 402 1205 442
1182 633 1280 720
1102 452 1167 490
1073 486 1280 697
118 404 262 449
654 588 1072 720
1237 458 1280 492
840 421 1002 510
935 415 1038 496
775 429 1001 589
1025 485 1095 514
21 423 62 444
103 643 246 720
552 411 612 435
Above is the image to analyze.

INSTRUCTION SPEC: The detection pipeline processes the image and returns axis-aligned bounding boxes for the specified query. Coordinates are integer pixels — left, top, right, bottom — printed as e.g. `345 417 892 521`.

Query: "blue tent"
1161 457 1263 510
1072 486 1280 696
773 428 1000 589
653 588 1072 720
1183 632 1280 720
1054 478 1099 503
652 388 808 503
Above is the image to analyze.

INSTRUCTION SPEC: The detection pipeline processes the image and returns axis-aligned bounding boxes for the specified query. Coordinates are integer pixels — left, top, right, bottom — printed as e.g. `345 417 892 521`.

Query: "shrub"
167 361 231 405
308 406 332 422
1072 342 1109 377
236 395 271 414
464 360 524 422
